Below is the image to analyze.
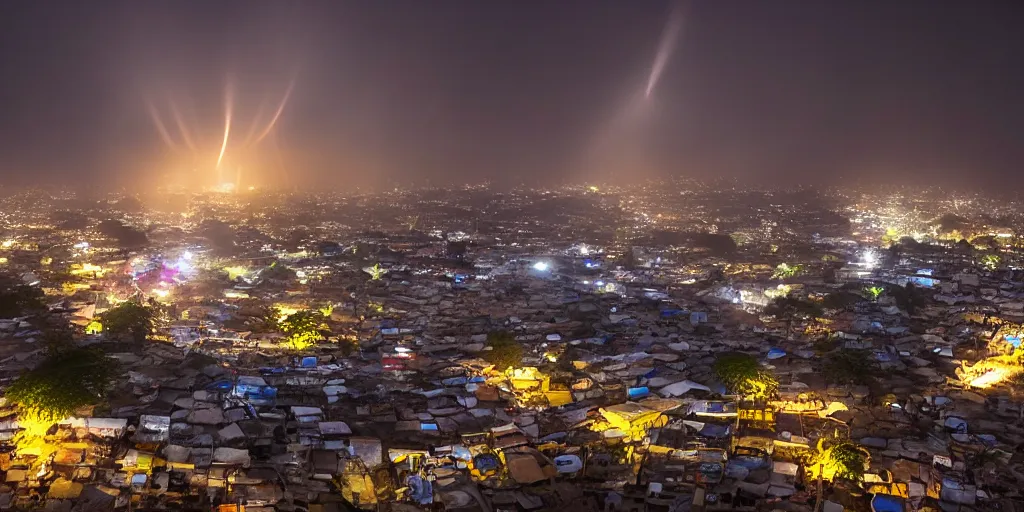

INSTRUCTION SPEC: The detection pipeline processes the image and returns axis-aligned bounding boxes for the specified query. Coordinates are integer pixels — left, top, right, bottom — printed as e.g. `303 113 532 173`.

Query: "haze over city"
7 2 1024 510
0 1 1022 190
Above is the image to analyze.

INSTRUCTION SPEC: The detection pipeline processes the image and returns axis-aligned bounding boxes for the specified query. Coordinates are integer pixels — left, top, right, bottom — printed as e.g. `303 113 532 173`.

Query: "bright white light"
395 347 411 353
579 245 590 256
595 280 605 287
533 261 550 272
182 251 193 261
73 242 89 249
861 249 878 268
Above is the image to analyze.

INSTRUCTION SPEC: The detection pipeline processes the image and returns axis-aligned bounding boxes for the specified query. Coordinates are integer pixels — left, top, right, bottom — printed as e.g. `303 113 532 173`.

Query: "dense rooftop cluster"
0 185 1022 511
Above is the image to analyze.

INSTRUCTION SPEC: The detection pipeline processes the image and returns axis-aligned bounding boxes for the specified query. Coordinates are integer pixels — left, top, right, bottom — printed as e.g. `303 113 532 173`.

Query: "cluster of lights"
859 249 878 269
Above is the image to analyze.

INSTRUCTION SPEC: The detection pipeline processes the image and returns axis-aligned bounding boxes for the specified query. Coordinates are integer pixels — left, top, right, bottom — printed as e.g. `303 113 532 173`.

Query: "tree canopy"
96 219 149 248
484 331 524 371
823 349 878 385
712 352 778 399
0 277 46 318
100 301 155 343
771 263 802 280
764 296 823 320
821 291 863 310
691 233 738 255
280 310 328 350
889 283 929 314
816 441 869 482
6 347 119 425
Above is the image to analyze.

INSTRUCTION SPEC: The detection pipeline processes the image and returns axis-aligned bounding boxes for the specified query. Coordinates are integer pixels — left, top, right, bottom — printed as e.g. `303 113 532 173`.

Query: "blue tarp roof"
871 494 904 512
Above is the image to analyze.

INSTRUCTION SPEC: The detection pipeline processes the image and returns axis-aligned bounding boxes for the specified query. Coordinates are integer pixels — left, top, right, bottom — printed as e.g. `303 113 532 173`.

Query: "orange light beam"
146 99 179 150
243 100 267 146
216 82 234 169
169 98 198 152
252 78 295 145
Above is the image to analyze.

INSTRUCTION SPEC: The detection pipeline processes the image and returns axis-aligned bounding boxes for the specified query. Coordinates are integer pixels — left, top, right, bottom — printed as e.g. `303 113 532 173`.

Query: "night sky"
0 1 1022 189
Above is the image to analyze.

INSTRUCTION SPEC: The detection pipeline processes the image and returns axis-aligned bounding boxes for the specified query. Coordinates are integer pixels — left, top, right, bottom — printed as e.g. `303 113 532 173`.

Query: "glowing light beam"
216 81 234 169
168 99 198 152
645 0 685 99
145 99 179 151
243 100 267 146
252 78 295 145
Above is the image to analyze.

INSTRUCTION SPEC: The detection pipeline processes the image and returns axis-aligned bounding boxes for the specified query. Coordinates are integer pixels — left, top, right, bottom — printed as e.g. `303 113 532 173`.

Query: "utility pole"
813 463 824 512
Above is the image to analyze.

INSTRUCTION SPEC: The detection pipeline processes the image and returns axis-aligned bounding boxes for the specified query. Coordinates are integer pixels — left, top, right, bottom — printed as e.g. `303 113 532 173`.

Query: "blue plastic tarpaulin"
407 475 433 505
474 454 500 471
871 494 904 512
627 387 650 399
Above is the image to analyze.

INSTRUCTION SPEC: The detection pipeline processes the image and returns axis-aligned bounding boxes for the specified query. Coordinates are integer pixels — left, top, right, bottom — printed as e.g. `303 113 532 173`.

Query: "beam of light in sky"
252 78 295 145
243 101 267 146
216 81 234 169
645 0 685 98
169 99 198 153
145 99 179 151
271 129 287 183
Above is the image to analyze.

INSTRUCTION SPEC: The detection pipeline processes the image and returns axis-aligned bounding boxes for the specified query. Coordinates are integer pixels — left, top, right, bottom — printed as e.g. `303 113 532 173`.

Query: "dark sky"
0 1 1022 189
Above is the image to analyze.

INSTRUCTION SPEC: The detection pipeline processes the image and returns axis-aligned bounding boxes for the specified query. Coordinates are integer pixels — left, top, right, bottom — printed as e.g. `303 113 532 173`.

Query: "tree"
51 211 90 230
691 233 738 256
557 346 581 372
764 296 823 338
889 283 928 314
364 263 386 280
771 263 802 280
764 296 822 319
6 346 119 436
823 349 877 385
446 241 468 261
337 336 359 357
863 286 884 301
982 254 1001 271
96 219 148 248
100 301 155 343
248 304 281 333
280 310 328 350
821 291 862 310
712 352 778 399
814 440 869 483
484 331 524 371
261 261 297 283
0 277 45 318
933 213 969 235
199 219 236 254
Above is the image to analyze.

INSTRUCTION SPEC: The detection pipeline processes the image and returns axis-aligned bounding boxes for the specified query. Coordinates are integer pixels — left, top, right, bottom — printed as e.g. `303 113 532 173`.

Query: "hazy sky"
0 1 1021 189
